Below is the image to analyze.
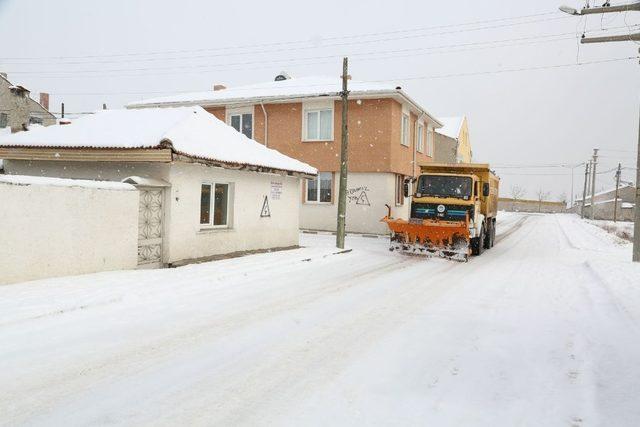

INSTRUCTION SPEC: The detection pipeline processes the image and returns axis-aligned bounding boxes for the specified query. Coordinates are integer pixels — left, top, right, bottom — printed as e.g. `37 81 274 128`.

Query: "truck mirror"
403 183 409 198
482 182 490 197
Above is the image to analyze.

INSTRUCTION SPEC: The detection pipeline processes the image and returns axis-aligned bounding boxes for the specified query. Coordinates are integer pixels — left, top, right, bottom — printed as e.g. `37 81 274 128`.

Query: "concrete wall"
165 162 300 263
498 198 566 213
578 202 635 221
0 179 138 285
434 133 458 163
5 159 302 265
300 172 408 235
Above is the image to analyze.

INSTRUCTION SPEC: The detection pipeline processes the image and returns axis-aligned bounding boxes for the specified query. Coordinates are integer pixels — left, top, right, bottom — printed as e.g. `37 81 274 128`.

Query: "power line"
36 55 639 97
0 12 567 63
5 24 636 78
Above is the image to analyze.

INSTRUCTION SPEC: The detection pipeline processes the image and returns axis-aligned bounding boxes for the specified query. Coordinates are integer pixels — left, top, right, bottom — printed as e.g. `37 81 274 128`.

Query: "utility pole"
614 163 622 222
581 161 590 219
634 106 640 262
559 1 640 260
590 149 599 220
336 57 350 249
61 102 65 119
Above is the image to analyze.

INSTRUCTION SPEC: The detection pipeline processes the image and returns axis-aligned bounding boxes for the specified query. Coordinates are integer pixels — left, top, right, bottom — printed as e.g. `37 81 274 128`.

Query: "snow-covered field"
1 213 640 426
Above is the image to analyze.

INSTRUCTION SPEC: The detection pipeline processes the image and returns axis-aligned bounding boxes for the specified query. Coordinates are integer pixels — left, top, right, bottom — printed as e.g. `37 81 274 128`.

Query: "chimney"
213 84 226 91
40 93 50 110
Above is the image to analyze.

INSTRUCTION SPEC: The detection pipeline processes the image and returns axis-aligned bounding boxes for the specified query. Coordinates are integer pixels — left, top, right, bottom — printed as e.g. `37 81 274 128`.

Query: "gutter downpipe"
415 112 426 179
260 101 268 148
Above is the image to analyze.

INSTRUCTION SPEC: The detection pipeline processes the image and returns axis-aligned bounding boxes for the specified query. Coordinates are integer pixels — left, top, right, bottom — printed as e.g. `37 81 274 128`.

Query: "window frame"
0 112 7 128
395 174 405 206
426 126 434 157
302 101 334 142
416 122 425 153
226 106 254 139
199 181 231 229
305 172 333 204
401 113 410 147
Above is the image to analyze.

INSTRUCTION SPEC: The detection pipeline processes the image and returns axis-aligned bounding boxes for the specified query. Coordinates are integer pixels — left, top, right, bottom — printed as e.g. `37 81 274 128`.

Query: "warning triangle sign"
260 196 271 217
356 191 370 206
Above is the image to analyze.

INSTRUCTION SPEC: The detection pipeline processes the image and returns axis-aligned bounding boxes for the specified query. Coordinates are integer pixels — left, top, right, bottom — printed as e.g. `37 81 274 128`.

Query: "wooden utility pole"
336 57 350 249
559 2 640 261
614 163 622 222
590 149 599 220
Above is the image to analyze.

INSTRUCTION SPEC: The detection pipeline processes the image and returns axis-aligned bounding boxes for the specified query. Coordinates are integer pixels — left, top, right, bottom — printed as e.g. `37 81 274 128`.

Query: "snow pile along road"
1 213 639 426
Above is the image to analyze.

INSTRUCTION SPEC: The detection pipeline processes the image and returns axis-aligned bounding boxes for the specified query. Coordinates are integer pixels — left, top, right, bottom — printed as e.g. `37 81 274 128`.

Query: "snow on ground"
1 212 640 426
586 219 634 242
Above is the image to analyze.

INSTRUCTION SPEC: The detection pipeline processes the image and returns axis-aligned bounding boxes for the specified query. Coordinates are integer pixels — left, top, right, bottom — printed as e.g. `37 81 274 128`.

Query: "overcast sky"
1 0 638 200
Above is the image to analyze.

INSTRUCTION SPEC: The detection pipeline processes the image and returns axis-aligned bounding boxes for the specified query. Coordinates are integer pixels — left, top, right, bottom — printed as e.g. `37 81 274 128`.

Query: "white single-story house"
0 107 316 279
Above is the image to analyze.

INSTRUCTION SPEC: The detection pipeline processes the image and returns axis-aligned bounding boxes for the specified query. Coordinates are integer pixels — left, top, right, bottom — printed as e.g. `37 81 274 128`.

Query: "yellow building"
436 116 472 163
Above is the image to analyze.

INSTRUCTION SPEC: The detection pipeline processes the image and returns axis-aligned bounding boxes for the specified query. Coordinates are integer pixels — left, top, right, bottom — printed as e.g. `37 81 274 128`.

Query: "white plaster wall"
300 172 410 235
166 162 300 263
0 181 138 285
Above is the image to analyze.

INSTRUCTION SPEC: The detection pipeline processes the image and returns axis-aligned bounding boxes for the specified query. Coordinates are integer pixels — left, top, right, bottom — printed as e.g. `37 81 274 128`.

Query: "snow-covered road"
2 213 640 426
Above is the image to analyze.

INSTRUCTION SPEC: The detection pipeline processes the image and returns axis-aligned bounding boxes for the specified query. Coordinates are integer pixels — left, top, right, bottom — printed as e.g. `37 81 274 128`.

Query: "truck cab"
383 163 499 260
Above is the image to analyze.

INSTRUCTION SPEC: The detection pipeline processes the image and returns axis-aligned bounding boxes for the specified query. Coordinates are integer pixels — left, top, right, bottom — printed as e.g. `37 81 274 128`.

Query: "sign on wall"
260 196 271 217
270 181 283 200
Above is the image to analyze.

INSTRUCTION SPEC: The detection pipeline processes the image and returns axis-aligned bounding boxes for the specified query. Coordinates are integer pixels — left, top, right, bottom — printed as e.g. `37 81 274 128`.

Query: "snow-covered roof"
0 107 316 176
436 116 465 139
622 202 635 209
0 174 135 191
127 75 442 127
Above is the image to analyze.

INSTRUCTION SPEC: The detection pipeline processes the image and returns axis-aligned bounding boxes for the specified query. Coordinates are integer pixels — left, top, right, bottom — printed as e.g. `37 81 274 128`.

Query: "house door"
137 186 164 267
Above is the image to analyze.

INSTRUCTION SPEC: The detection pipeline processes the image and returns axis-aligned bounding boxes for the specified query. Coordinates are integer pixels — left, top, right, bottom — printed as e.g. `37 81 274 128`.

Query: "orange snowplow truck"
382 163 499 261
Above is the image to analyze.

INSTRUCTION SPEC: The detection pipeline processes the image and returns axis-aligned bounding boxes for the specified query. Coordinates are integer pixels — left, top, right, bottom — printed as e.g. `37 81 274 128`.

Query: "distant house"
571 183 636 221
0 73 56 132
436 116 472 163
128 74 442 234
0 107 316 273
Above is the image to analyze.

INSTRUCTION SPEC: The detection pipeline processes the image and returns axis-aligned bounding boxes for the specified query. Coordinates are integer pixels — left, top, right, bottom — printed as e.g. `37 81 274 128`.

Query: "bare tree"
536 188 551 213
510 184 526 211
557 191 568 208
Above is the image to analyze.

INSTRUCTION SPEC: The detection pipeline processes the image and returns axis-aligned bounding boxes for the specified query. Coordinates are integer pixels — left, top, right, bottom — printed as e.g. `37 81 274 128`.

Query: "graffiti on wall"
347 186 371 206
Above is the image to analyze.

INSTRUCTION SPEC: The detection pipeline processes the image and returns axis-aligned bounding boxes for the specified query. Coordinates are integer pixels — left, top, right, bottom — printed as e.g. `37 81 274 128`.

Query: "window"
303 103 333 141
200 183 230 227
426 126 434 157
416 123 424 153
0 113 7 128
401 114 410 146
395 174 405 206
306 172 332 203
29 116 43 125
230 113 253 138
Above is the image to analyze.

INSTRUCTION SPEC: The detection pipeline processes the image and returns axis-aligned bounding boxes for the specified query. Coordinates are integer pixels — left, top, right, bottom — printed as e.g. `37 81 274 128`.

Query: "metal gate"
137 187 164 267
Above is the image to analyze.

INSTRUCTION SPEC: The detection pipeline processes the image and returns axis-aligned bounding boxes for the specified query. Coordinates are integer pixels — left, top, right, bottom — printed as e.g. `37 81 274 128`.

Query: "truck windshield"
418 175 472 199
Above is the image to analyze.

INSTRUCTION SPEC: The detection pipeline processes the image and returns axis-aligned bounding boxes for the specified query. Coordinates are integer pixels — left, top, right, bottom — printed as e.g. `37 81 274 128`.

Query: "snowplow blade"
381 216 471 262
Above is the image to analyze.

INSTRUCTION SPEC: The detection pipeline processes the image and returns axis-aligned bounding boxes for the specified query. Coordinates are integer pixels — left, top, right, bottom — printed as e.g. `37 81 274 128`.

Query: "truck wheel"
472 226 485 256
491 222 496 247
483 221 492 250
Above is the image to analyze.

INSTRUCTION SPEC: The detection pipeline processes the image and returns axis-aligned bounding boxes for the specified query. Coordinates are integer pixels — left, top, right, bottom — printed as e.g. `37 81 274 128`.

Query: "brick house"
128 74 442 234
0 73 56 132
